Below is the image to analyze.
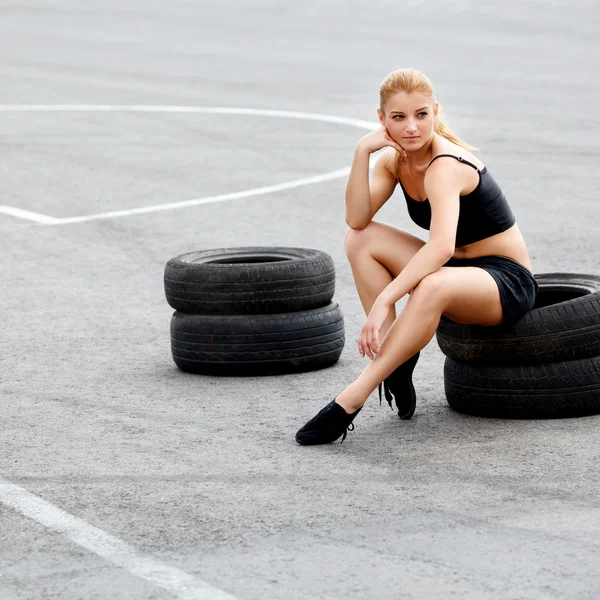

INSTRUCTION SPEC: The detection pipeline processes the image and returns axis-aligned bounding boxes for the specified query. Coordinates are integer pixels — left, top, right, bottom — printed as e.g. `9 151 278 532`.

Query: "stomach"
451 223 534 274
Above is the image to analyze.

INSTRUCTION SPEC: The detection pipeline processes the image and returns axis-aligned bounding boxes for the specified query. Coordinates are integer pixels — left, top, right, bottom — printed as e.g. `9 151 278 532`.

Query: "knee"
344 221 378 259
410 271 449 310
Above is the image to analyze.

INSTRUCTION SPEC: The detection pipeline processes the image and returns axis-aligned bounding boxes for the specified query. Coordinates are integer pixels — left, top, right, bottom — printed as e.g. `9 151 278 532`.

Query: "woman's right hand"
357 126 407 158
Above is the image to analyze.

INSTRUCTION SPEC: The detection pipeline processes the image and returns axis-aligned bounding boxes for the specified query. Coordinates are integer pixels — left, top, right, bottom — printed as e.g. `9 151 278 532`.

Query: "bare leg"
348 251 398 340
345 222 426 339
336 292 439 412
335 266 504 413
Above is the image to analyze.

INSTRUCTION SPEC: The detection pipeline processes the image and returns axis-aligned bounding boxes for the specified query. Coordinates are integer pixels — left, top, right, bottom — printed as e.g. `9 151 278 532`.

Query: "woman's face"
378 91 437 152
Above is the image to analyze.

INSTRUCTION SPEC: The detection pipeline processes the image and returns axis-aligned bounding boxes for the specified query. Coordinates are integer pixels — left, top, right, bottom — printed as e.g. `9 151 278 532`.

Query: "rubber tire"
171 302 344 376
164 247 335 315
444 355 600 419
436 273 600 365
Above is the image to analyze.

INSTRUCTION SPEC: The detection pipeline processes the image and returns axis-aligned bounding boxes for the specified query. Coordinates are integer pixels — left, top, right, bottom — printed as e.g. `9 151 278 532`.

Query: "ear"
377 107 385 125
433 102 439 119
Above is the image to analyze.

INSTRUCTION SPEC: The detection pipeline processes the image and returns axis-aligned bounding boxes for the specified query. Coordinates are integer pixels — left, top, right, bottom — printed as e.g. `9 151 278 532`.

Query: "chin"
408 137 429 151
402 140 424 152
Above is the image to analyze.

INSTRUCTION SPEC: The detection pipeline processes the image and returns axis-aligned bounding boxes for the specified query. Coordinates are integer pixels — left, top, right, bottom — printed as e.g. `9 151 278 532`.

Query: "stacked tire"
436 273 600 418
164 247 345 376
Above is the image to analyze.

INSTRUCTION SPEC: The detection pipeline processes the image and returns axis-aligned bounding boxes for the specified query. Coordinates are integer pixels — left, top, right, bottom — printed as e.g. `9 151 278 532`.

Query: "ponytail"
433 105 477 151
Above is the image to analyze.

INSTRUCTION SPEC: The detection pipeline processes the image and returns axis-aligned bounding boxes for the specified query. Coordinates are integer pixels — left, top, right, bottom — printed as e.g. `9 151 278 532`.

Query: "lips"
404 137 419 140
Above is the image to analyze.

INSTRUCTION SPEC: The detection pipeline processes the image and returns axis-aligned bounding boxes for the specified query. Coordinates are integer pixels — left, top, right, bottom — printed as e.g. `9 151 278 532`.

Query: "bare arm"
378 161 462 306
345 128 406 230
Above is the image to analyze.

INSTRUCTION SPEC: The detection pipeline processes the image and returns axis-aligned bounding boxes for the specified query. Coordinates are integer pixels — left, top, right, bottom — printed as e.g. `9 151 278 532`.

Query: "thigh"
434 266 504 326
345 220 426 277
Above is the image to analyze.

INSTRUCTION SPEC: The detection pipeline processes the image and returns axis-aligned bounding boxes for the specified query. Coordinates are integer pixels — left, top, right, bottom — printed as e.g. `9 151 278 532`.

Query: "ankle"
334 395 364 414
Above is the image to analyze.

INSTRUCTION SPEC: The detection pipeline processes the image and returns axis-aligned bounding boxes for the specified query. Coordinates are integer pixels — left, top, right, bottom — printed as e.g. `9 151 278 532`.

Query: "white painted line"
0 105 380 225
53 166 352 225
0 477 239 600
0 104 378 132
0 205 60 224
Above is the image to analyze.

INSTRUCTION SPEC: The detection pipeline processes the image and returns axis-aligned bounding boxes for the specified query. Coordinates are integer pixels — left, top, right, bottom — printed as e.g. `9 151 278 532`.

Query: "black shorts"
443 255 539 326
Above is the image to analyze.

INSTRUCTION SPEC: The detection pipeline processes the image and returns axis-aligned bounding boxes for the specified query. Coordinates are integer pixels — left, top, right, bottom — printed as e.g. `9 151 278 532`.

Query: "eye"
418 112 428 117
393 115 404 120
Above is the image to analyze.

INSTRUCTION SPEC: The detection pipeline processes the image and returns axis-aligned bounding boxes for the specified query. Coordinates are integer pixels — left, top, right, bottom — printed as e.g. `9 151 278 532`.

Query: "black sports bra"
398 154 516 247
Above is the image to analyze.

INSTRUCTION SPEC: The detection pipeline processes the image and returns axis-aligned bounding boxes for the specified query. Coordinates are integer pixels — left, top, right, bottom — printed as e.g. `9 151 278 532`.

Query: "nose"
405 119 417 133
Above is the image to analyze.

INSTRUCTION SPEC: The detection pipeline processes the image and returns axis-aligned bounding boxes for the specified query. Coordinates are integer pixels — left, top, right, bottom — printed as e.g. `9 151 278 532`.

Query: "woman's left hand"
359 298 392 360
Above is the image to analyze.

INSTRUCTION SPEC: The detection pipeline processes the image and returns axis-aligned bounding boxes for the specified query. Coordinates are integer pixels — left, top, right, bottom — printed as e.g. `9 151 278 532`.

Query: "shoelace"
378 381 394 410
340 422 355 444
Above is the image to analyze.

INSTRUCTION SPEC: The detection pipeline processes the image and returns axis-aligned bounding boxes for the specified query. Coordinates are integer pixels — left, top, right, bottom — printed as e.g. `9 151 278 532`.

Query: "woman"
295 67 538 446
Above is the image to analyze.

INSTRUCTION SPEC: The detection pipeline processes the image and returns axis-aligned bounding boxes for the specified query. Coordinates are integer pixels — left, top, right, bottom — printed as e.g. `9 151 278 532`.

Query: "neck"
404 135 435 169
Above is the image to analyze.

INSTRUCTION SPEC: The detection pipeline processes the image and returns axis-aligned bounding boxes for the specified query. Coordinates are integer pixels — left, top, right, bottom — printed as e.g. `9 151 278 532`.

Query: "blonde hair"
380 68 477 180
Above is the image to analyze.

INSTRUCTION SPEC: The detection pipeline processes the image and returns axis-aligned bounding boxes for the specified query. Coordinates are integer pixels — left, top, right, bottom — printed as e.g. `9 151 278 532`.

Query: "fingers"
358 335 368 359
358 328 380 360
358 331 368 359
366 329 374 359
370 332 380 358
365 126 406 158
388 140 407 158
370 331 381 356
394 144 408 158
383 132 407 158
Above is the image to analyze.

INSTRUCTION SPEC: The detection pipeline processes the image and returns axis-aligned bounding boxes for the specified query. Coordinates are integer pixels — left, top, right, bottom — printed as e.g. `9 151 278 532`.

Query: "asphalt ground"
1 1 599 598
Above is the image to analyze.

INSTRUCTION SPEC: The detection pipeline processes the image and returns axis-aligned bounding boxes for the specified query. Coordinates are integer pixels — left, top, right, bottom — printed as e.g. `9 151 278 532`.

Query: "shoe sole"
396 353 419 420
398 379 416 420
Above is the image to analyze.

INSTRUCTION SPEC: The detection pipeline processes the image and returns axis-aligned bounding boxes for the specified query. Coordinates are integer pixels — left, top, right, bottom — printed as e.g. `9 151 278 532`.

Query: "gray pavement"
1 1 599 598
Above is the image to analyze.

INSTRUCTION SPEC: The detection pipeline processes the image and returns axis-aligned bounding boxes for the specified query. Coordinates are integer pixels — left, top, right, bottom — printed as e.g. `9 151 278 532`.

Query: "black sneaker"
378 352 420 420
295 398 362 445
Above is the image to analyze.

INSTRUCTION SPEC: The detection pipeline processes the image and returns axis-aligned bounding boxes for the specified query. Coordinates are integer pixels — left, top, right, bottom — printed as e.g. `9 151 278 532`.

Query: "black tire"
444 355 600 419
164 247 335 315
171 302 344 376
436 273 600 365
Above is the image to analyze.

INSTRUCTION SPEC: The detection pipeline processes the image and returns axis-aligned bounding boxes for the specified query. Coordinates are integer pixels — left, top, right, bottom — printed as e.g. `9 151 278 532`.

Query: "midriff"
451 223 534 274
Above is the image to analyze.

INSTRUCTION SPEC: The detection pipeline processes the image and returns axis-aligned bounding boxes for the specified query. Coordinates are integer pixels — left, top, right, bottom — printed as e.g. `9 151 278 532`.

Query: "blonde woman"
296 68 538 445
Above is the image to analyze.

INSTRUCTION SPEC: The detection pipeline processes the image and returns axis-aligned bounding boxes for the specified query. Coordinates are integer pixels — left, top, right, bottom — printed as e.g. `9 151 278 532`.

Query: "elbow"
346 218 370 231
441 245 455 261
428 242 454 263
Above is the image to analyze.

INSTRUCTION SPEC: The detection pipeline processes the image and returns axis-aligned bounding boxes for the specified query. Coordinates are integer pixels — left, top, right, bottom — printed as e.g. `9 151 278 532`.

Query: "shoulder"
430 136 485 169
425 147 484 192
424 155 465 193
